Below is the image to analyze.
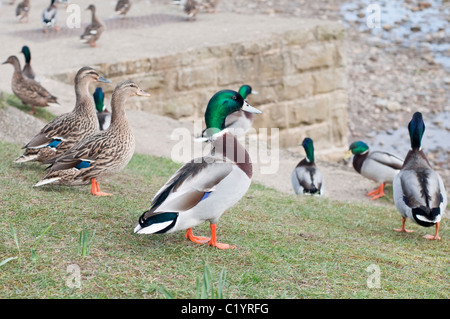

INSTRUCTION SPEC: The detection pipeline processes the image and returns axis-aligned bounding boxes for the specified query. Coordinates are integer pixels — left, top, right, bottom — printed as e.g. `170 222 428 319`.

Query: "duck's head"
408 112 425 150
93 87 105 112
2 55 21 68
75 67 111 85
301 137 315 163
113 80 151 98
204 89 261 137
20 46 31 62
86 4 96 12
345 141 369 159
238 85 258 99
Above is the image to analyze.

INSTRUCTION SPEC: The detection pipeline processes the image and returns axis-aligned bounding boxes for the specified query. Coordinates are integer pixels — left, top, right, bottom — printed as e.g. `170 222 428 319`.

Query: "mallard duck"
201 0 220 13
134 89 262 249
344 141 404 200
115 0 131 17
34 80 150 196
224 84 259 135
93 87 111 131
80 4 105 48
393 112 447 240
291 137 324 196
173 0 199 20
14 67 110 163
16 0 30 22
2 55 58 115
42 0 59 33
20 45 39 83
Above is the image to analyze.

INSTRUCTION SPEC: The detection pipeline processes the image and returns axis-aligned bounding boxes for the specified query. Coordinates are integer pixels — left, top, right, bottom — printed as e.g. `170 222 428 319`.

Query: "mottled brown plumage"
80 4 105 47
34 81 151 194
2 55 57 114
16 0 30 22
14 67 109 163
115 0 131 17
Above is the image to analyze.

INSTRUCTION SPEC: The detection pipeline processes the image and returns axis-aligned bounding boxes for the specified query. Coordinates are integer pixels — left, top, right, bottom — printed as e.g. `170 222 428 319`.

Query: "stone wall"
55 20 348 155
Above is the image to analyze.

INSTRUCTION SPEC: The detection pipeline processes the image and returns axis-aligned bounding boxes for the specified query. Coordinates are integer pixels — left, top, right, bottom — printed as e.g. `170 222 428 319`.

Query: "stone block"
177 64 217 90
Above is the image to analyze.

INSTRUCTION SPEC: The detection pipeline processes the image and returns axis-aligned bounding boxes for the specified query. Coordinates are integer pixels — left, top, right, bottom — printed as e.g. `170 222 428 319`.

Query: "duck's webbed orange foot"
207 224 236 250
90 178 112 196
366 183 386 200
394 217 414 233
185 228 210 244
423 223 440 240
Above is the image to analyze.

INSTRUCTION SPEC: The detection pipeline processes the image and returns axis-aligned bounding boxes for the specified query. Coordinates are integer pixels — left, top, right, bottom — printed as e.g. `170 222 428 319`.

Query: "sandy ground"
0 0 446 211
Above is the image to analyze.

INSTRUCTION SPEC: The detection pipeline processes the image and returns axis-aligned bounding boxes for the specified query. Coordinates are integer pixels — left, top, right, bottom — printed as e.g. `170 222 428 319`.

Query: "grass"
0 92 57 122
0 140 448 299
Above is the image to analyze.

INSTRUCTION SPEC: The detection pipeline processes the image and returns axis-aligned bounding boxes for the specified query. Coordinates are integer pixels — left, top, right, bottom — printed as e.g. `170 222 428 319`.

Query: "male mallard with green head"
345 141 403 200
393 112 447 240
14 67 110 163
42 0 60 33
93 87 111 131
20 45 39 83
134 90 262 249
224 84 259 135
2 55 57 115
34 81 150 196
291 137 324 196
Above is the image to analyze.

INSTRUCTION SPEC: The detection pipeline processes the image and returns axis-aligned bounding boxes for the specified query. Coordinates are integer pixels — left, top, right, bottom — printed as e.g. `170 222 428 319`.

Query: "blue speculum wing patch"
75 161 91 170
200 191 212 201
48 139 62 148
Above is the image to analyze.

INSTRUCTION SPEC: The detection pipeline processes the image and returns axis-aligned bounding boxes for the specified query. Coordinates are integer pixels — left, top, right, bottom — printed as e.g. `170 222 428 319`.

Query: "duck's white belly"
168 166 251 232
361 159 399 184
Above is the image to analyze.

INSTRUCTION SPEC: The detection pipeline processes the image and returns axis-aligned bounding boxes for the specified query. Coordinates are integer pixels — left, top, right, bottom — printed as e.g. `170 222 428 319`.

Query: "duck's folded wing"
24 114 75 149
400 169 442 209
144 157 233 217
369 151 404 169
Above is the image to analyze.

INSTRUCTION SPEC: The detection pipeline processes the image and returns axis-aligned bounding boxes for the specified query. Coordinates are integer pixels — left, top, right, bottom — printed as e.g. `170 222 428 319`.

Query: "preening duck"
393 112 447 240
224 84 259 135
80 4 105 48
93 87 111 131
291 137 324 196
34 80 150 196
2 55 57 115
134 90 262 249
14 67 110 163
345 141 404 200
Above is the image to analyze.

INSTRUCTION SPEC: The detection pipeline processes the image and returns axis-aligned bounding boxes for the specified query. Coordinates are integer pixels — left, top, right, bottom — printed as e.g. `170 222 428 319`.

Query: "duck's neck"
403 148 431 169
352 152 368 174
74 79 96 116
212 131 252 178
109 92 130 130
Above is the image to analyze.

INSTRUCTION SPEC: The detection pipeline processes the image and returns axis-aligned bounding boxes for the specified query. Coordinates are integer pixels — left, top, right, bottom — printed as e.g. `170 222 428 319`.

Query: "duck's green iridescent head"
93 87 105 112
238 85 258 99
20 46 31 63
349 141 369 155
408 112 425 149
301 137 315 162
204 89 261 136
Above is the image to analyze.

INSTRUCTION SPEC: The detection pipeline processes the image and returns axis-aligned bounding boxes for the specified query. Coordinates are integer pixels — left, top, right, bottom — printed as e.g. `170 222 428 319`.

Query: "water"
341 0 450 70
370 112 450 164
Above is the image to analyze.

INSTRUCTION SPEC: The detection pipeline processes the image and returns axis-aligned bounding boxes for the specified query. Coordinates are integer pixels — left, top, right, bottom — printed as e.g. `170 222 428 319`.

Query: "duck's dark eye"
232 95 237 100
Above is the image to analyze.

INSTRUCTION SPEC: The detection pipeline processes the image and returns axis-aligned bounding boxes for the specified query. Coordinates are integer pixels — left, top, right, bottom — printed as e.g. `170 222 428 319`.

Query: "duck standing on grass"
134 90 262 249
80 4 105 48
93 87 111 131
2 55 58 115
14 67 110 163
20 45 39 83
344 141 404 200
34 81 150 196
291 137 324 196
393 112 447 240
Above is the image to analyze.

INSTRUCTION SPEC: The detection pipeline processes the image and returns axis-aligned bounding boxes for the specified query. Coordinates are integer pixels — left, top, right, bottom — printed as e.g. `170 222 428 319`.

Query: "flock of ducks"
2 2 447 248
11 0 220 44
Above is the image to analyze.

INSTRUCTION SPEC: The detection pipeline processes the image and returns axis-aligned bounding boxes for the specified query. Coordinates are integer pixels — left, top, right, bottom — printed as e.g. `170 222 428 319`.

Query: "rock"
410 26 421 32
385 101 402 112
382 24 393 31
